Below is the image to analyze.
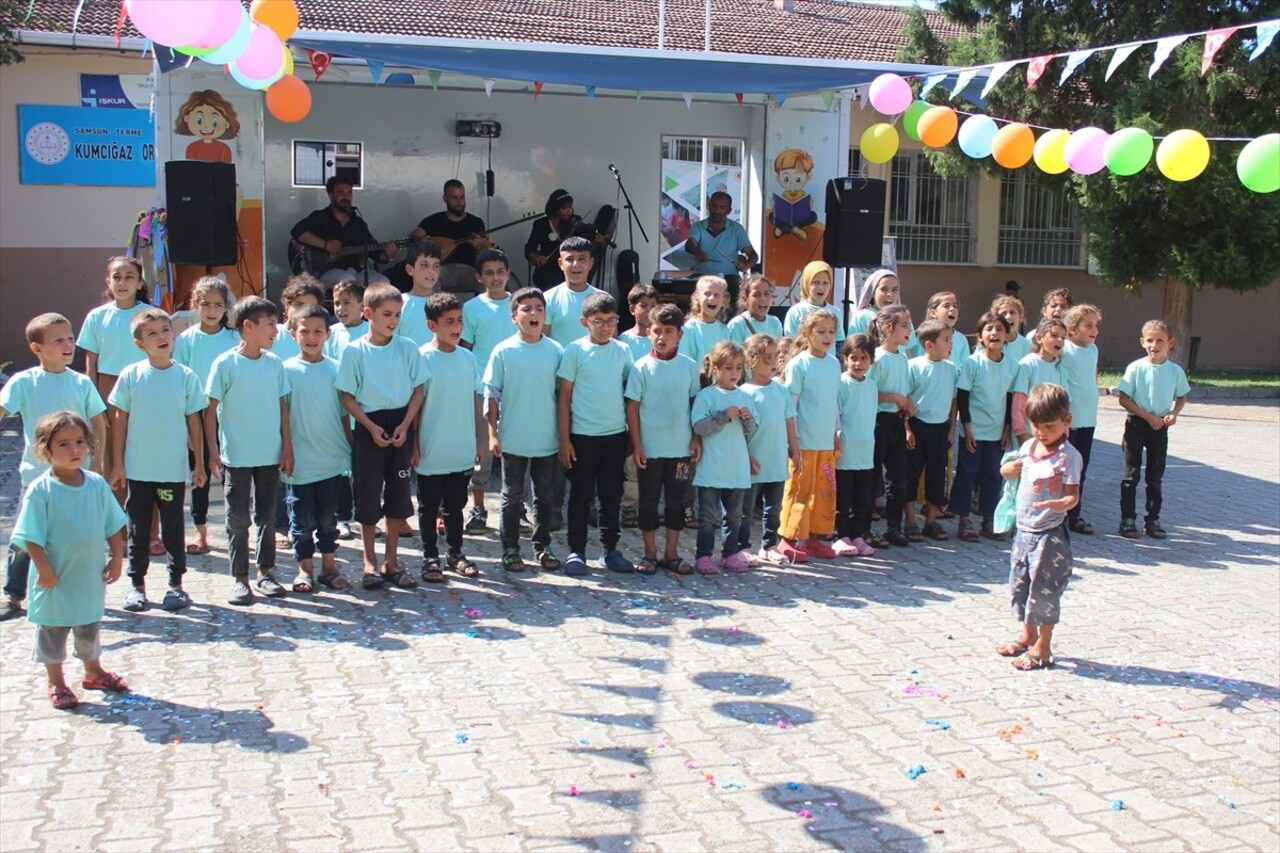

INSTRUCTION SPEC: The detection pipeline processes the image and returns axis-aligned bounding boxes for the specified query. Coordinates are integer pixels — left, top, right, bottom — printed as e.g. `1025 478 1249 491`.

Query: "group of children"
2 241 1193 705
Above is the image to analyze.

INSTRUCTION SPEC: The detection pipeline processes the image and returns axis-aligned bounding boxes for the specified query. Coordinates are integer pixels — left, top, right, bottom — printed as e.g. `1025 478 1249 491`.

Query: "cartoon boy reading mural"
769 147 819 240
174 89 239 163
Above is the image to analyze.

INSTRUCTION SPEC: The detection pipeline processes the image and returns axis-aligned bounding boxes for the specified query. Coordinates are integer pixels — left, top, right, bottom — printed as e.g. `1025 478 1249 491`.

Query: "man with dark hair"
411 179 488 270
685 191 757 306
290 176 396 286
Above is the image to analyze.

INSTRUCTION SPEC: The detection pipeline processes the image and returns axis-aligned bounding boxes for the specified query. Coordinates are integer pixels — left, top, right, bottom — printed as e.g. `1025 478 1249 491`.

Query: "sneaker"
720 552 750 573
255 573 287 598
563 552 589 577
228 579 254 606
851 537 876 556
804 538 837 559
0 600 23 622
601 550 635 574
694 556 720 574
1145 519 1167 539
501 548 525 573
336 521 354 540
161 588 191 612
465 507 488 532
1119 519 1140 538
621 506 639 529
684 507 698 530
831 537 859 557
537 549 561 572
885 528 911 547
866 532 892 550
775 540 809 563
122 587 147 612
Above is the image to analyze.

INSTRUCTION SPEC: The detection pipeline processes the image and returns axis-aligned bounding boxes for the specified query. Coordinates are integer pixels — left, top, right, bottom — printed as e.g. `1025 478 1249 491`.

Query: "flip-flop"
317 572 349 590
996 641 1029 657
636 557 658 575
149 538 166 556
1011 652 1055 671
185 542 210 555
361 573 385 590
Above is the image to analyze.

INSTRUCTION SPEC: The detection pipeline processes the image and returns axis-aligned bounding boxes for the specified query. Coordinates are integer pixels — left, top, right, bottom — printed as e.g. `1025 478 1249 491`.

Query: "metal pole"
658 0 666 50
704 0 711 51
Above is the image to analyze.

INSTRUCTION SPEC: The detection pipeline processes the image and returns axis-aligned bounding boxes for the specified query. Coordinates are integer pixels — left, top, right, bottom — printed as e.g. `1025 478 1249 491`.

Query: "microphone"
608 163 620 177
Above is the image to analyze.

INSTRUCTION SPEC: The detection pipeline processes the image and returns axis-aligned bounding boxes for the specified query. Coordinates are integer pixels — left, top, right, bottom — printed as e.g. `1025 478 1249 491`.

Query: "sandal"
185 541 210 555
958 520 979 543
996 641 1029 657
1011 652 1055 671
636 557 658 575
420 558 446 584
149 538 166 556
1069 518 1095 535
361 572 385 590
922 522 949 541
381 566 418 588
49 684 79 710
447 554 479 578
904 523 925 543
82 671 129 692
292 576 314 594
659 556 694 576
317 572 350 590
274 532 291 549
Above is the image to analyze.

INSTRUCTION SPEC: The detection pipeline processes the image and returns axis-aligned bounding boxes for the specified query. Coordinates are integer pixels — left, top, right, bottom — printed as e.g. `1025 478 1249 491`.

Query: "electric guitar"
427 212 541 263
287 238 414 276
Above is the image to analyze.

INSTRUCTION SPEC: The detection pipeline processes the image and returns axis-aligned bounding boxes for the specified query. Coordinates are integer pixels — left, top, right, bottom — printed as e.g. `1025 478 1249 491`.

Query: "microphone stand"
608 165 649 293
350 205 370 289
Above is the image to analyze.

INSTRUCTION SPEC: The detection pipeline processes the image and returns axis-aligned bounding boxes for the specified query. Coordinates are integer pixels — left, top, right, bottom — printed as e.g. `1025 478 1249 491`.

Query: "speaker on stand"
823 177 887 328
165 160 238 270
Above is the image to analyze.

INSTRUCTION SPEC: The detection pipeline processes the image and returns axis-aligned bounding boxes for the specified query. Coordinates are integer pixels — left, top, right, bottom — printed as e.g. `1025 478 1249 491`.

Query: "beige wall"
0 47 155 371
849 111 1280 370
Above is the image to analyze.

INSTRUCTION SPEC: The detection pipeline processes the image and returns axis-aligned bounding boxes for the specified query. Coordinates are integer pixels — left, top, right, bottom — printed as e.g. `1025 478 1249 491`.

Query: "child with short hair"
625 303 702 574
992 295 1031 364
679 275 731 368
0 314 108 622
416 294 483 582
1116 319 1189 539
778 309 842 561
948 311 1018 542
784 261 845 343
12 412 129 710
78 256 149 500
272 274 325 362
544 236 604 346
175 277 237 554
727 274 783 346
282 306 352 593
1012 317 1066 446
108 308 206 612
460 249 515 531
732 333 801 563
903 318 957 542
397 241 441 347
619 283 660 361
557 292 636 577
206 296 294 605
324 278 369 359
1060 304 1103 534
998 383 1081 671
834 335 881 555
485 288 564 573
691 341 758 573
335 283 425 588
869 305 918 547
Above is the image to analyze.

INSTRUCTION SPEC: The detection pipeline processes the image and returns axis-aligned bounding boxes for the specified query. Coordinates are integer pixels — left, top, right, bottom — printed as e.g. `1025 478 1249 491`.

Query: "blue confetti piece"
721 782 745 791
785 782 803 791
925 718 951 731
907 764 927 779
1111 800 1124 811
579 738 590 745
455 732 469 744
1228 801 1237 810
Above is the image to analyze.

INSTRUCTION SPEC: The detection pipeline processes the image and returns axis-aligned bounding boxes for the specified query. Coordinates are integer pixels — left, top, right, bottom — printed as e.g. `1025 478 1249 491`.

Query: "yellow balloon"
1156 129 1211 182
282 46 294 76
1033 129 1070 174
861 123 900 165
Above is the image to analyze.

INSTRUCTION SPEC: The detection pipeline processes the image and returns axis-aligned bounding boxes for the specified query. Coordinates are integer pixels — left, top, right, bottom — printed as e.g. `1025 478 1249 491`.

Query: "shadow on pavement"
1060 657 1280 711
77 691 309 752
761 781 927 850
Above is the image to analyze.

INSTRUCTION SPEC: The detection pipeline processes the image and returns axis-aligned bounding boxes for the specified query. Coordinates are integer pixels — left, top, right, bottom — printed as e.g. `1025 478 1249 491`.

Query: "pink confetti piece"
777 720 789 729
568 786 579 797
796 809 813 819
903 684 940 697
463 608 484 618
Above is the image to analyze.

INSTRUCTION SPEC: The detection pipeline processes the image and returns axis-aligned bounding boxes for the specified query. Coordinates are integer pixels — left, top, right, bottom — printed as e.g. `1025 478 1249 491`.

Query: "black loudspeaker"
823 177 887 269
165 160 238 266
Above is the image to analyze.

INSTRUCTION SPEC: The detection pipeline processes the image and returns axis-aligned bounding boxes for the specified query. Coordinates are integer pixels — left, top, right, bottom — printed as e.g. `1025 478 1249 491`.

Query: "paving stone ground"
1 400 1277 852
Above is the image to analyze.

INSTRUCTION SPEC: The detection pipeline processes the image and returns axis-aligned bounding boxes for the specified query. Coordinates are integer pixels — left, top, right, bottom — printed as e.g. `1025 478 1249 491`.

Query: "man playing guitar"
411 180 488 268
290 175 397 286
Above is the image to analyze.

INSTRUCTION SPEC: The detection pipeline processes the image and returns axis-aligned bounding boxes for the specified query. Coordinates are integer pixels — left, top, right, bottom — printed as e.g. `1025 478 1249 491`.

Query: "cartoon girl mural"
768 147 819 240
174 90 240 163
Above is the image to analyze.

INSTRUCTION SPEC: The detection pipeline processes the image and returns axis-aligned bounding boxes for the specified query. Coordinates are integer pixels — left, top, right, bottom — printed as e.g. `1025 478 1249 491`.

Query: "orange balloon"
917 106 958 148
992 123 1035 169
250 0 299 42
266 74 311 123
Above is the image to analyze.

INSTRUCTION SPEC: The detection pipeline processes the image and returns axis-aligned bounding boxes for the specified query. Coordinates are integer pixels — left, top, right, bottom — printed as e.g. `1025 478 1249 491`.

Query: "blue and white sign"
18 104 156 187
80 73 155 109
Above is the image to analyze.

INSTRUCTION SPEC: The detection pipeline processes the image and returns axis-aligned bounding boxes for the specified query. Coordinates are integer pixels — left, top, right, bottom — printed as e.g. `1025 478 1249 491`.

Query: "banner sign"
80 74 154 109
18 104 156 186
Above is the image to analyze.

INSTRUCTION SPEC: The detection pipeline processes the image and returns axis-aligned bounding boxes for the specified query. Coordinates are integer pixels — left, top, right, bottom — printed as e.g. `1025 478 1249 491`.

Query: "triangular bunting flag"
858 86 868 109
307 49 332 80
484 78 495 97
368 60 385 86
774 92 785 108
821 90 835 111
585 86 596 101
734 93 744 106
1105 43 1142 80
982 60 1019 98
1026 54 1054 88
533 81 543 99
1058 48 1096 85
113 0 127 45
428 69 442 89
1202 27 1239 74
950 68 980 99
920 73 946 97
636 90 644 101
1250 21 1279 61
682 92 692 109
1149 34 1190 78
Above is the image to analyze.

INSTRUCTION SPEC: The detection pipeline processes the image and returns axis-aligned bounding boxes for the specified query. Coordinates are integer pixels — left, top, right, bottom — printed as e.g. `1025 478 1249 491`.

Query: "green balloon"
1237 133 1280 194
176 44 217 57
903 101 930 142
1103 127 1154 176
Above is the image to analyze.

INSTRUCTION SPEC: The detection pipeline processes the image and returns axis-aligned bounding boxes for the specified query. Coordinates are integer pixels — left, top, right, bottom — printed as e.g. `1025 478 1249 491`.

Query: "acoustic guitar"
288 238 414 275
427 212 541 263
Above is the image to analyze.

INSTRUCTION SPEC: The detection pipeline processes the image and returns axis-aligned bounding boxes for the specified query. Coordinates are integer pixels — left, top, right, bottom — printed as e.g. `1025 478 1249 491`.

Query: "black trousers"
835 468 875 540
351 406 414 524
906 419 950 509
1067 426 1094 524
874 412 909 529
567 432 628 554
1120 416 1169 521
127 480 187 586
418 471 470 557
188 421 213 526
636 457 690 533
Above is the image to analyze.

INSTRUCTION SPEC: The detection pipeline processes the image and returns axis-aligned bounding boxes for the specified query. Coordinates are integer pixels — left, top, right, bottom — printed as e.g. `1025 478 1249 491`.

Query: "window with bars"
888 152 976 263
998 171 1083 267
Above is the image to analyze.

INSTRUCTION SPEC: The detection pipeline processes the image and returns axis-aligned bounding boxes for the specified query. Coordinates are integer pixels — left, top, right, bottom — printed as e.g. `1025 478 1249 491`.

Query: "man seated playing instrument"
411 180 488 270
290 176 396 287
684 191 758 306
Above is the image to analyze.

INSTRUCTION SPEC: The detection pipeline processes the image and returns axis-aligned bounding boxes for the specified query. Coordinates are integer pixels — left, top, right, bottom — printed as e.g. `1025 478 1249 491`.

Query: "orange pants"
780 449 837 540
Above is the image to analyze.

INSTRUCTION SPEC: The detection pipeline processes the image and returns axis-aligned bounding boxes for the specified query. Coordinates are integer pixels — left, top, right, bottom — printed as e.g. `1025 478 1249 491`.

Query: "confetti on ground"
1111 800 1125 811
796 809 813 819
954 768 966 779
568 786 580 797
454 732 469 744
1025 748 1039 760
925 718 952 731
904 684 941 697
720 782 745 791
786 782 804 791
463 608 484 618
907 764 927 779
998 724 1025 741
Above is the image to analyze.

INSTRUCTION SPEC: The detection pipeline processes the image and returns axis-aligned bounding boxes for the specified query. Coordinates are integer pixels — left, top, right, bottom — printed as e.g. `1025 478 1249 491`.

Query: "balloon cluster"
859 73 1277 193
126 0 311 123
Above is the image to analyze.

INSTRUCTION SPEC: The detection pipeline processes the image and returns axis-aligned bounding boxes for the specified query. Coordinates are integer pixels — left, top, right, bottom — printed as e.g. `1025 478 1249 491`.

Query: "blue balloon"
228 61 274 91
200 7 251 66
958 115 999 159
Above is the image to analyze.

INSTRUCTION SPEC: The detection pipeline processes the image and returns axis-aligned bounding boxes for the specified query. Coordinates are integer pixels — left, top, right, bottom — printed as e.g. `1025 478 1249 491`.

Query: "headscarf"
857 268 899 312
799 260 834 303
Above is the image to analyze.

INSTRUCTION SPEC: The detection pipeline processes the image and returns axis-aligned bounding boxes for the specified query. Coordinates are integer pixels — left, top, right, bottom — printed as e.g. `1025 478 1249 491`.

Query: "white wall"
263 83 764 292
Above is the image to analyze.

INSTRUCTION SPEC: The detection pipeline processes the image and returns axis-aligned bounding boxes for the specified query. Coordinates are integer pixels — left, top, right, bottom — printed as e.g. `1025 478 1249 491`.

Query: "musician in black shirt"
290 176 396 286
410 179 487 269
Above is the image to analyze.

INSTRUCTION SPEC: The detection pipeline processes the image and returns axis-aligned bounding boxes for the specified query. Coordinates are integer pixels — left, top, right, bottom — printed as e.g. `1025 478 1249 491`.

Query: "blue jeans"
726 481 783 553
697 486 746 559
287 475 343 561
948 438 1005 522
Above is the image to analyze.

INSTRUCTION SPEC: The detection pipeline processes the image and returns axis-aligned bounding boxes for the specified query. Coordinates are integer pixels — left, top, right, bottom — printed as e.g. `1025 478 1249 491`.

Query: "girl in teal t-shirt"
679 275 730 369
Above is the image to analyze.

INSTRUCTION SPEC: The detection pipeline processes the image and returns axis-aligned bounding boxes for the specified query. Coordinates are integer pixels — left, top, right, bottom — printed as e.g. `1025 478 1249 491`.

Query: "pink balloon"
127 0 222 47
235 23 286 81
191 0 244 48
869 74 913 116
1064 126 1111 175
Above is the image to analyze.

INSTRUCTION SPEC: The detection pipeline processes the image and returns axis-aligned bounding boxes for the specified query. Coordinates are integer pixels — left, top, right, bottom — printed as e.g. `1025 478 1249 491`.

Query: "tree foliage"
900 1 1280 293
